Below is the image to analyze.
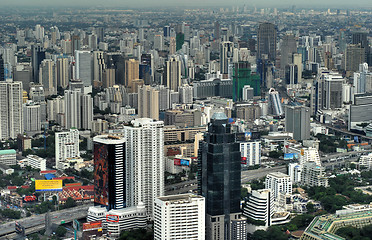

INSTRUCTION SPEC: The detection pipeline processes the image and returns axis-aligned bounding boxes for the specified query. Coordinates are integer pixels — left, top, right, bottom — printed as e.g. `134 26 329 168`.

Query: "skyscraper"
0 81 23 140
166 56 181 92
285 105 310 141
125 59 139 93
56 56 69 89
39 59 56 96
352 31 370 65
31 45 45 83
268 88 284 117
280 34 297 71
345 44 366 73
55 129 80 169
64 89 81 129
232 61 260 101
220 41 233 75
75 50 92 87
93 135 126 210
138 85 159 120
0 54 4 81
198 112 241 240
257 22 277 63
124 118 164 218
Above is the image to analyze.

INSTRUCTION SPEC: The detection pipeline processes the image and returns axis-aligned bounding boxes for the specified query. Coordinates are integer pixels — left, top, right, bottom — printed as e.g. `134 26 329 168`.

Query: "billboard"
174 158 181 166
106 215 119 222
35 180 62 191
241 157 247 164
284 153 299 160
94 143 109 207
83 221 102 232
180 159 189 166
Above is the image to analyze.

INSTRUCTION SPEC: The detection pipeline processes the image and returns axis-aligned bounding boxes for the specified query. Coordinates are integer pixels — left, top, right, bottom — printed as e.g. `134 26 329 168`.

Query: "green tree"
307 202 315 213
55 226 67 237
63 197 76 209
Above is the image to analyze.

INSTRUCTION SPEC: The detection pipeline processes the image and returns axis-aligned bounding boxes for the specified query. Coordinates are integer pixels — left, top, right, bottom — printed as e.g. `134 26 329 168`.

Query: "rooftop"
0 149 16 155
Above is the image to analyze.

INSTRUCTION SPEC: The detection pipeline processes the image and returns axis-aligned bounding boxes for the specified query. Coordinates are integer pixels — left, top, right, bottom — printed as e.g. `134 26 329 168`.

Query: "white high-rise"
0 81 23 140
65 89 81 129
55 129 80 169
75 50 92 87
81 94 93 130
265 172 292 202
243 189 274 227
39 59 56 96
124 118 164 218
154 194 205 240
240 141 261 166
23 101 41 134
300 147 321 166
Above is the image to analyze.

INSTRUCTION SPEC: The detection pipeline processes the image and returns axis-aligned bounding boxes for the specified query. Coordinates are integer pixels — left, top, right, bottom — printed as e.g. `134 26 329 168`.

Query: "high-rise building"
124 118 164 218
178 84 193 104
198 112 242 240
93 135 126 210
154 35 164 51
154 194 205 240
125 59 139 93
31 45 46 83
285 105 310 141
345 44 366 73
75 50 92 87
265 172 292 202
39 59 56 96
93 51 105 83
243 189 274 227
55 129 79 169
23 101 41 134
220 41 233 75
349 93 372 130
166 56 181 92
0 54 4 81
257 23 277 63
0 81 23 140
232 62 260 101
353 63 372 94
300 162 328 187
138 85 159 120
317 71 344 110
81 94 93 130
214 21 220 41
240 141 261 166
352 31 370 65
268 88 284 117
64 89 81 129
29 84 47 122
280 34 297 71
56 57 69 89
300 147 321 166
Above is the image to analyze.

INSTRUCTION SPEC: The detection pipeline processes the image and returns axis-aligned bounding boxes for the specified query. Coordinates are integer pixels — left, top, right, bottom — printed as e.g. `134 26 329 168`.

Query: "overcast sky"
0 0 371 8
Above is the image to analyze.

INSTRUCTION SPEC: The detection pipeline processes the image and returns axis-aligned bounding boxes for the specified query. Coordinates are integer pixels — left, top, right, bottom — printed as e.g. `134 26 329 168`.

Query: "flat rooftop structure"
301 205 372 240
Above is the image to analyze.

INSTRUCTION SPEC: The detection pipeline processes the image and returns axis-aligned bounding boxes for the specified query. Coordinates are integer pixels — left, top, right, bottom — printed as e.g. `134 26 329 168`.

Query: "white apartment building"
23 101 41 134
124 118 164 218
300 147 321 166
240 141 261 166
0 81 23 140
154 194 205 240
243 189 274 227
265 172 292 202
301 162 329 187
0 149 16 166
55 129 80 169
288 163 302 183
359 153 372 169
26 155 46 171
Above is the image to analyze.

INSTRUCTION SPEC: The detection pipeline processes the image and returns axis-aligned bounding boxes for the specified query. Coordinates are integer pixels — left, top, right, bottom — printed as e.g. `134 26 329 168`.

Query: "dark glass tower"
0 54 4 81
31 45 45 83
198 112 241 240
93 135 126 211
257 22 277 63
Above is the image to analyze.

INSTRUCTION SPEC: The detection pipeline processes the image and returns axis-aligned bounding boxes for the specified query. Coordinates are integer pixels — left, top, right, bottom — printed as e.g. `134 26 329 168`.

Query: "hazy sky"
0 0 371 8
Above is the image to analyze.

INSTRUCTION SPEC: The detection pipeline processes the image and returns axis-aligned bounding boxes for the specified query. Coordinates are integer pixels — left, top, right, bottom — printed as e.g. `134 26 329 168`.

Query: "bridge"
0 204 91 239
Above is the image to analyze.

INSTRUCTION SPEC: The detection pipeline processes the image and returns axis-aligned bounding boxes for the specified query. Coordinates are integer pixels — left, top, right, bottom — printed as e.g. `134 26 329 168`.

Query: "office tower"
55 129 80 169
285 105 310 141
13 64 32 91
156 85 170 110
220 41 233 75
354 63 372 94
163 25 170 38
140 53 154 85
166 56 181 92
88 34 98 50
93 135 126 210
348 93 372 130
34 24 44 41
345 44 366 72
102 68 115 88
56 57 69 89
292 53 303 83
0 81 23 140
300 162 328 187
176 32 184 51
64 89 81 129
47 96 65 124
257 59 274 89
23 101 41 134
268 88 283 117
124 118 164 217
300 147 321 166
214 21 220 41
105 53 125 85
193 79 233 99
39 59 56 96
96 27 104 43
93 51 106 83
75 50 92 87
29 84 47 122
285 64 298 85
61 40 72 55
317 72 343 110
169 37 176 55
280 34 297 70
232 62 261 101
0 54 4 81
71 35 81 53
138 85 159 120
81 94 93 130
242 85 254 101
198 112 241 240
352 32 369 64
288 163 302 183
265 172 292 202
243 189 274 227
31 45 46 83
154 35 164 51
257 22 277 63
178 84 193 104
240 141 261 166
154 194 205 240
125 59 139 93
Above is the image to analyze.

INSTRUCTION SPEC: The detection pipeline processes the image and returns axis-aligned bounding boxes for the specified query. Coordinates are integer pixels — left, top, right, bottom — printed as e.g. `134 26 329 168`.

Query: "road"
318 122 372 141
0 204 91 238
